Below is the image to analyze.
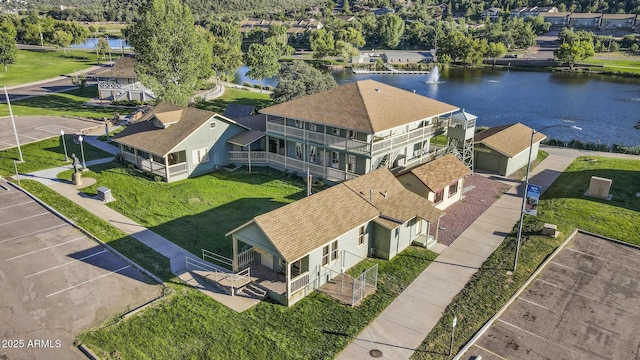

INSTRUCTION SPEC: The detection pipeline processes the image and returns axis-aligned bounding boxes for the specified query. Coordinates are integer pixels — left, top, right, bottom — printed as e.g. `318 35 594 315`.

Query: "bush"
111 100 145 106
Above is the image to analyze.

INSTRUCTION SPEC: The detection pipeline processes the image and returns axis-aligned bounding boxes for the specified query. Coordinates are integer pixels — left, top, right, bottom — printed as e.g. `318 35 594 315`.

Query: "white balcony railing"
168 162 188 175
371 124 435 153
266 122 370 154
290 272 309 294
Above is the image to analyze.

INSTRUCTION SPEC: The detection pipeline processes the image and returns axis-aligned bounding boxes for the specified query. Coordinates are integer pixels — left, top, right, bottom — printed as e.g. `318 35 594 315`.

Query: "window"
347 130 355 139
168 151 186 165
434 189 444 204
309 123 317 131
309 146 317 163
347 155 356 173
358 226 365 246
192 147 209 165
322 241 338 266
294 120 303 128
331 152 339 168
332 127 340 136
448 181 459 197
210 121 216 129
123 145 135 154
295 143 303 160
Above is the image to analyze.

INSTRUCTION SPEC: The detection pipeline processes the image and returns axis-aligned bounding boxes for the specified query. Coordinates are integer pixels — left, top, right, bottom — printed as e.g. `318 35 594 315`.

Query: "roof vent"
384 191 388 198
375 88 381 93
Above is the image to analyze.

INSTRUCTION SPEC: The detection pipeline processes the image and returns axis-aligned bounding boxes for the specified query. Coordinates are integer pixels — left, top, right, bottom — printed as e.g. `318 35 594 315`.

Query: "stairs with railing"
372 151 400 170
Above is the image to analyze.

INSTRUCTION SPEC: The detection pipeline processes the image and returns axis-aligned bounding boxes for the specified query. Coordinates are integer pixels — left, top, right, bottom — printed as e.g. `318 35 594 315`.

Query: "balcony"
372 124 436 153
229 151 358 182
266 122 370 154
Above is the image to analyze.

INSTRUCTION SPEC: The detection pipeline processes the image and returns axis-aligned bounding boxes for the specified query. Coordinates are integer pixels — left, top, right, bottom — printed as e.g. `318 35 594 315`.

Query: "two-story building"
601 14 636 31
95 56 155 103
569 13 603 30
228 80 475 183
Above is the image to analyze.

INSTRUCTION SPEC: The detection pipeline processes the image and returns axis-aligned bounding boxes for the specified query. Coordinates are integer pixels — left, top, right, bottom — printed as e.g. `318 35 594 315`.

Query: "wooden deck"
318 273 376 306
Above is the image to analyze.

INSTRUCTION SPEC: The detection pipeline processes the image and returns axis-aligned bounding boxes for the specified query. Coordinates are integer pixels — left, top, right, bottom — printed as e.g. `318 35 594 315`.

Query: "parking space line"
518 297 557 313
46 265 131 297
0 200 34 209
6 236 85 262
0 212 49 226
497 319 581 356
472 344 507 360
0 224 66 244
25 249 108 278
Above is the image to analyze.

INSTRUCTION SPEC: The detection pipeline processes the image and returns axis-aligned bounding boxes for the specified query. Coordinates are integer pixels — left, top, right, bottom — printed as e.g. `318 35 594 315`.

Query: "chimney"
384 191 388 198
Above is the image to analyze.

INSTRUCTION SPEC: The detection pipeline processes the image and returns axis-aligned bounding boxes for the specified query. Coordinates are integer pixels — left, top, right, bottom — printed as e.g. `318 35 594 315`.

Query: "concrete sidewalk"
336 146 598 360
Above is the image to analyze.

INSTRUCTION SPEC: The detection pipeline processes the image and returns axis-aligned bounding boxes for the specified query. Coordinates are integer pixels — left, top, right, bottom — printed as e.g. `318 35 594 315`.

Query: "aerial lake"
235 66 640 146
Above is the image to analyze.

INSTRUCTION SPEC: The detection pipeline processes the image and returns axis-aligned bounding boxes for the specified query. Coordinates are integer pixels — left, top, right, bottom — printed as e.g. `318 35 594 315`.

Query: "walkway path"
336 146 640 359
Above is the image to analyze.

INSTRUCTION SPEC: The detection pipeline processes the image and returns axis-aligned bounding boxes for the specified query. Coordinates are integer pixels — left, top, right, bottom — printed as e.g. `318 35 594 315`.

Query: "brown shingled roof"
97 56 138 79
344 168 444 225
408 154 471 191
260 80 459 134
474 123 547 158
253 184 380 263
113 102 245 157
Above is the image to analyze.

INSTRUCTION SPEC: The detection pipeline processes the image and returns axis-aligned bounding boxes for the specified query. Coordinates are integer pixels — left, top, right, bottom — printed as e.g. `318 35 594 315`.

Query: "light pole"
60 129 68 161
78 135 87 170
512 124 581 273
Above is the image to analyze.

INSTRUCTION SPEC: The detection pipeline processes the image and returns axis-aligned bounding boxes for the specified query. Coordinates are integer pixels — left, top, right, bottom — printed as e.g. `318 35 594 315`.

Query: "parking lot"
0 182 162 359
463 232 640 360
0 115 102 151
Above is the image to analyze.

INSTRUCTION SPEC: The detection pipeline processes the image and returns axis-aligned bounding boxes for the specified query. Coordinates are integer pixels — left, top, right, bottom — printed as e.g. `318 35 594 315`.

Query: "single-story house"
397 154 472 210
113 102 249 182
95 56 155 102
473 123 546 177
226 168 444 306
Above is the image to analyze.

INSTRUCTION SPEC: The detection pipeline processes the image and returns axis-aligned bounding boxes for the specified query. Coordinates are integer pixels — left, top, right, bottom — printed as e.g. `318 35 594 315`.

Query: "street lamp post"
60 129 68 161
78 135 87 170
512 124 581 273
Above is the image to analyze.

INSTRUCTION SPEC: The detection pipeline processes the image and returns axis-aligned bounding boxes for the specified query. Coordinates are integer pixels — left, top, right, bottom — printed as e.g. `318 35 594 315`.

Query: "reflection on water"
234 65 640 146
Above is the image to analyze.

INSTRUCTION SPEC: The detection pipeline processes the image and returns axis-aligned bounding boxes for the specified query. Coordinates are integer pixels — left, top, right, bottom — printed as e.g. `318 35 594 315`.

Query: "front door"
261 252 273 269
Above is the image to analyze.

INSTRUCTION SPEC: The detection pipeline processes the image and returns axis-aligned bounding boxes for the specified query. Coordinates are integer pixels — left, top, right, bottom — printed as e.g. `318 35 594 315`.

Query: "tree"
209 35 243 84
0 33 17 72
95 37 110 63
378 14 404 48
126 0 212 105
271 60 336 104
554 40 595 71
335 40 359 63
487 42 507 67
336 27 365 49
309 29 335 60
53 30 73 54
244 43 280 92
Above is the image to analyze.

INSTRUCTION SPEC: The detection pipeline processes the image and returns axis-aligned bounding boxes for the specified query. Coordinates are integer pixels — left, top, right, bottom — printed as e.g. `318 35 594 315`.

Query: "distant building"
601 14 636 31
95 57 155 103
238 18 323 41
569 13 603 30
481 7 502 22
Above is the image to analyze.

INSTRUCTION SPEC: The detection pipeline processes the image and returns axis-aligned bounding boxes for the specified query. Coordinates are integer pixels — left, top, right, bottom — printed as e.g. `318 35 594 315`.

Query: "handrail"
202 248 233 269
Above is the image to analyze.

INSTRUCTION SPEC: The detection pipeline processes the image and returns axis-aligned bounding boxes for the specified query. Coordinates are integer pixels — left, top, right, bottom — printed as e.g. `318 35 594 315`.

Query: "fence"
352 263 378 306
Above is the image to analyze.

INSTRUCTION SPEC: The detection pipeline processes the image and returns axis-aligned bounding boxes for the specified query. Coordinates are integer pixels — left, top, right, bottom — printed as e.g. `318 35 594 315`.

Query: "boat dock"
352 69 431 75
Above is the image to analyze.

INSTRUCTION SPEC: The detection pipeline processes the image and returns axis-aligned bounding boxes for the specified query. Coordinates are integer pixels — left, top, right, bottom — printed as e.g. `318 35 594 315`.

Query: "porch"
229 151 358 182
121 150 188 181
266 119 371 154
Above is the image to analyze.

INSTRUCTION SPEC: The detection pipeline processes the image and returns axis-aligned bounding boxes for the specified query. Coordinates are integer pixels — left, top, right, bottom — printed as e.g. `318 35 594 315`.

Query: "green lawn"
77 246 437 360
0 49 97 87
0 85 130 120
412 155 640 359
584 55 640 74
66 163 310 258
196 86 273 114
0 135 112 177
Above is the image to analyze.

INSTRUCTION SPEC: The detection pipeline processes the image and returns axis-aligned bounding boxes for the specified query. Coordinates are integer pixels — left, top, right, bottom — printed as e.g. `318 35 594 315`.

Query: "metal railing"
202 248 233 270
266 122 371 154
371 125 435 153
185 256 252 297
352 263 378 306
238 247 255 269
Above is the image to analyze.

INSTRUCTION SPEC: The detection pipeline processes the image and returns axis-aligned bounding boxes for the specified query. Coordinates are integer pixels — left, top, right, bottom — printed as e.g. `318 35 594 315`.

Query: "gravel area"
430 174 512 246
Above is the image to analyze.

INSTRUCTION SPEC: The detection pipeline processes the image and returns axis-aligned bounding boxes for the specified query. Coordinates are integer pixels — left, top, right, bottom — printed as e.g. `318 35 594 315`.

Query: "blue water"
70 38 130 50
237 66 640 146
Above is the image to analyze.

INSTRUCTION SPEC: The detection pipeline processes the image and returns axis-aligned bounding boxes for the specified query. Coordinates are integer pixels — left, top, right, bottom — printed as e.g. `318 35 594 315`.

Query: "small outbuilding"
473 123 546 177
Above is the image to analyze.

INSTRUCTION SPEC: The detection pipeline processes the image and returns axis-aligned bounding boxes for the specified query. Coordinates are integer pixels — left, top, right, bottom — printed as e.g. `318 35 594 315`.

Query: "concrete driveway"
0 115 103 151
0 181 162 360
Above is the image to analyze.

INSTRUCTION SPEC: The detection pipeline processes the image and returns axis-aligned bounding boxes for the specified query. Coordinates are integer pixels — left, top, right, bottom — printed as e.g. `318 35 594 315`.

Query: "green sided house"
225 168 444 306
397 153 472 210
228 80 476 183
473 123 546 177
113 102 249 182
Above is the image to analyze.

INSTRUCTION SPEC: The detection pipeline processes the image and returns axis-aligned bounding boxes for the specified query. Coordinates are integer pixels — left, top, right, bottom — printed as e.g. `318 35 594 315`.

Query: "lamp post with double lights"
60 129 68 162
78 135 87 170
511 124 582 273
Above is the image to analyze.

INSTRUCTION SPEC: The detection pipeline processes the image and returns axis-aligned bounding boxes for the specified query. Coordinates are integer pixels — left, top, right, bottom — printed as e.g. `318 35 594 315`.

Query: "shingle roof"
570 12 602 18
96 56 138 79
408 154 471 191
602 13 635 19
227 130 265 147
252 184 380 263
113 102 243 157
260 80 459 134
343 168 444 225
229 168 443 262
223 104 256 120
474 123 547 158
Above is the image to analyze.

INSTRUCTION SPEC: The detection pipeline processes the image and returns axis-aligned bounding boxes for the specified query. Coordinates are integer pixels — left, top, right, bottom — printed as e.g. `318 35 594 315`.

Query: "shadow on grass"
321 330 449 356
